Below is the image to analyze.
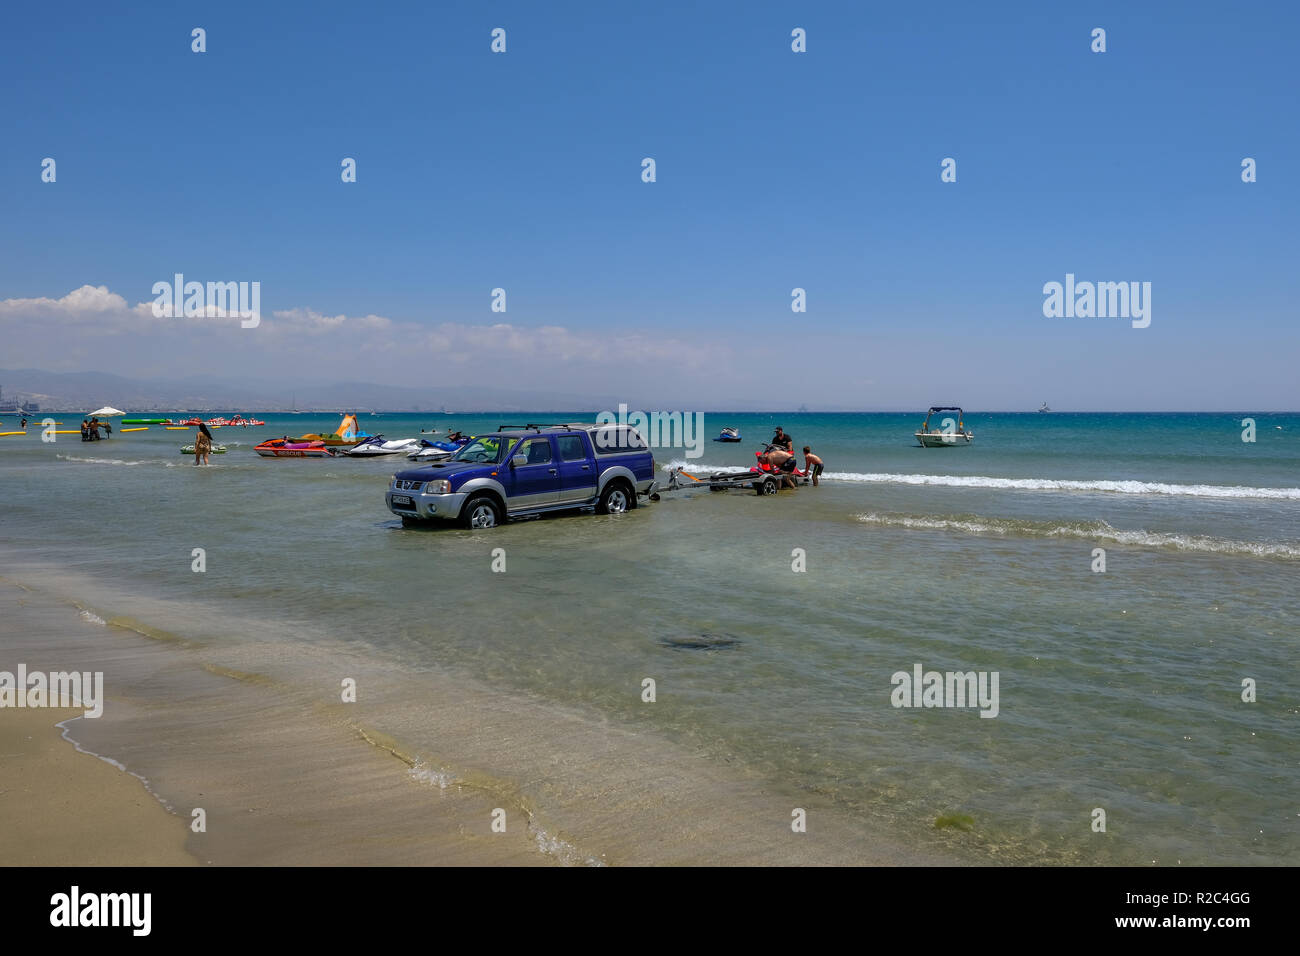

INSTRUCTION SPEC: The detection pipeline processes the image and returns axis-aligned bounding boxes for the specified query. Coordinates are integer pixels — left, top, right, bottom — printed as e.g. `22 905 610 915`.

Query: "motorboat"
343 435 421 457
1038 402 1050 413
713 427 742 443
255 438 335 458
914 407 974 447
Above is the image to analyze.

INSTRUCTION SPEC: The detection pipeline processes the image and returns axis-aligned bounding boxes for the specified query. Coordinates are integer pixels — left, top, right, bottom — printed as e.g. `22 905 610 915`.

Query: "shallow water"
2 411 1297 864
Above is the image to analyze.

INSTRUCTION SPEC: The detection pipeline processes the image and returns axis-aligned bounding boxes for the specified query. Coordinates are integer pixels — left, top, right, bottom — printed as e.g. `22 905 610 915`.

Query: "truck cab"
386 424 657 528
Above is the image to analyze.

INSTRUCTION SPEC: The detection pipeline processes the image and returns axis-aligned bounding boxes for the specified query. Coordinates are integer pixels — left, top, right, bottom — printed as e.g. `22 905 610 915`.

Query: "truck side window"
521 438 552 464
556 435 586 461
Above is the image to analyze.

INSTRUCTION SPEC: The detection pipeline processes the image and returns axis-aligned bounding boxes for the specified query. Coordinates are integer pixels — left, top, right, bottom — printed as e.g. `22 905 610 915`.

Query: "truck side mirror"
511 454 527 467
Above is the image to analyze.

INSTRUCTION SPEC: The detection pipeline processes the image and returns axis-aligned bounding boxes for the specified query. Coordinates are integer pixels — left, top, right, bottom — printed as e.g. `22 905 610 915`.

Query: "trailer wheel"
757 477 779 495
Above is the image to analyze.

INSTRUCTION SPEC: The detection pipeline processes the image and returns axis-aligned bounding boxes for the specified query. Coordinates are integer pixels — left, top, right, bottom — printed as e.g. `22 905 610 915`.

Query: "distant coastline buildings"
0 384 40 414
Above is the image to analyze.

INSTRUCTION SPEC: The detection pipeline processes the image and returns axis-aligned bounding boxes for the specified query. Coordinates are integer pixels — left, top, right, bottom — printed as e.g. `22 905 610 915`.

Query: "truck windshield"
451 436 507 463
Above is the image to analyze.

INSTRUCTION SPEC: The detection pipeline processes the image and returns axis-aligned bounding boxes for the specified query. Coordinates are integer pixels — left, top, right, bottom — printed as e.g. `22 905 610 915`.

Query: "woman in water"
194 422 214 466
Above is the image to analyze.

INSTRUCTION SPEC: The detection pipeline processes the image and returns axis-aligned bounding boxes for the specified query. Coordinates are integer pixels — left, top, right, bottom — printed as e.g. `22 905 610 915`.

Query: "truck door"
554 433 597 502
504 436 559 509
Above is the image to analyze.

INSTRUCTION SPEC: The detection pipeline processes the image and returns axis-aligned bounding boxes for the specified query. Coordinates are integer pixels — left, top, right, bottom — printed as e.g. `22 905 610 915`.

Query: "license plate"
392 495 414 507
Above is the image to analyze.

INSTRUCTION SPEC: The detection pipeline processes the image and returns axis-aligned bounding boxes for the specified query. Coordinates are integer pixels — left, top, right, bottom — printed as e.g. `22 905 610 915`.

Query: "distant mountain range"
0 368 638 413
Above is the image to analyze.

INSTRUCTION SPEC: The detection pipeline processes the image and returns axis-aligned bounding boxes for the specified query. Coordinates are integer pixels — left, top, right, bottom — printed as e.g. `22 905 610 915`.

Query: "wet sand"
0 576 947 866
0 706 195 866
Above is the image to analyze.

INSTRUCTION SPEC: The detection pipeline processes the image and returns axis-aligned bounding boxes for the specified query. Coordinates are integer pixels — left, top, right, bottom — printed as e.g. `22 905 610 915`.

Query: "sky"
1 1 1296 410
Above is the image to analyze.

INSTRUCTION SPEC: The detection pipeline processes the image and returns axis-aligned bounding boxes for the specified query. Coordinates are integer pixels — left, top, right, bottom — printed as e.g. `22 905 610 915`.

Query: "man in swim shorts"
803 446 824 486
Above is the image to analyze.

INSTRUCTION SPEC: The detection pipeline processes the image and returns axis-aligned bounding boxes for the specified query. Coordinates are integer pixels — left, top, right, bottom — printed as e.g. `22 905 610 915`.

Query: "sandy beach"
0 706 194 866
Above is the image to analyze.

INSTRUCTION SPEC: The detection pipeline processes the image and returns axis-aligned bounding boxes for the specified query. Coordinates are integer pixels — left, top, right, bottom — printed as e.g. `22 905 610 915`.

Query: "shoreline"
0 705 195 866
0 575 953 866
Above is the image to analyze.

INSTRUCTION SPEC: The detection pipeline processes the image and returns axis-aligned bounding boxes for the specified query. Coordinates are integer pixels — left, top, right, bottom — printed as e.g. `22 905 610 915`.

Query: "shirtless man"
803 446 824 486
760 447 799 488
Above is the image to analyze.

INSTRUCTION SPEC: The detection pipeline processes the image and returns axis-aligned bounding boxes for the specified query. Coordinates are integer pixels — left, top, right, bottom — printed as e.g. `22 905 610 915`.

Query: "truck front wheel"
461 495 502 529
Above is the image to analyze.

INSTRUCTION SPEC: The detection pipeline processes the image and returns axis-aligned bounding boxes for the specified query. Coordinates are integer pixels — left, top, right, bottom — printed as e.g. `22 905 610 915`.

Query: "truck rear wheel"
598 481 635 514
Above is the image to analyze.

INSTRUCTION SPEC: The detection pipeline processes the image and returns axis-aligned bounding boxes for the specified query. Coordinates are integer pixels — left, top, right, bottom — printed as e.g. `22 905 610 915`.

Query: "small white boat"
343 436 421 457
1038 402 1050 413
915 406 973 447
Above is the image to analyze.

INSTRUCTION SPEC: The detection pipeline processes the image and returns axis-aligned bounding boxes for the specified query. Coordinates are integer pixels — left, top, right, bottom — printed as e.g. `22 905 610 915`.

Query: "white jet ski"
406 439 456 461
343 435 422 457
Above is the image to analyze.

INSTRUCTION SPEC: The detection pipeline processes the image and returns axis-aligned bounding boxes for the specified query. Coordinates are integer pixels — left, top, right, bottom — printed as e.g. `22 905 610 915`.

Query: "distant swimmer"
802 446 823 486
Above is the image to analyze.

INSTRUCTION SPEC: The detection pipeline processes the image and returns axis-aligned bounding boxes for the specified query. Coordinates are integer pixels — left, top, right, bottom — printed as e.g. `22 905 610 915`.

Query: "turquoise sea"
1 410 1297 864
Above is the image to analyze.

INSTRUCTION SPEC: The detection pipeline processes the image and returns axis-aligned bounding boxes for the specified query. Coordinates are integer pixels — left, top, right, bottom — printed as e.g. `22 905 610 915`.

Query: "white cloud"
0 285 130 321
0 285 724 396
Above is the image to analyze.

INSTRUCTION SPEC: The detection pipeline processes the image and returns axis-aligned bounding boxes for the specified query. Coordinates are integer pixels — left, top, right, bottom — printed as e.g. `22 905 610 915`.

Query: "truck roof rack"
495 423 597 432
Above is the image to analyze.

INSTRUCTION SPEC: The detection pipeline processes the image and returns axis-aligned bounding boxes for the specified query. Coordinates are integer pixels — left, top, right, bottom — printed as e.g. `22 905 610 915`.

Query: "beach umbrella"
88 406 125 417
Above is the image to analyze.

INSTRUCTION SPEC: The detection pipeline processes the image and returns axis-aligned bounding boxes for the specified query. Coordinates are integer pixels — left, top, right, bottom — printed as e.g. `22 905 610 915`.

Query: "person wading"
194 422 214 466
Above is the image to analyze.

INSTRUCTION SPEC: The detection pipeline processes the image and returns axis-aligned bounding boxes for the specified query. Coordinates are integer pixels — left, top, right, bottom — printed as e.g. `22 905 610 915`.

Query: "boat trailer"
663 466 810 496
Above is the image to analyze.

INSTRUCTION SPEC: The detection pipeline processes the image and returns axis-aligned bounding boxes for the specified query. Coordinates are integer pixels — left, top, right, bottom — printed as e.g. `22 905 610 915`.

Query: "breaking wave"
659 462 1300 500
855 512 1300 558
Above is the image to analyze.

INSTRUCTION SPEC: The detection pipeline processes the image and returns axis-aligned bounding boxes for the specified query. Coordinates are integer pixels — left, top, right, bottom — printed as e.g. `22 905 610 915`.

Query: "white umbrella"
89 406 125 417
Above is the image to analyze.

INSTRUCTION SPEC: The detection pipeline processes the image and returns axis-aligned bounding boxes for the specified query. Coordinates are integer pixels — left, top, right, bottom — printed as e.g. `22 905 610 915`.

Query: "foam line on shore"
56 716 176 813
352 722 603 866
856 512 1300 557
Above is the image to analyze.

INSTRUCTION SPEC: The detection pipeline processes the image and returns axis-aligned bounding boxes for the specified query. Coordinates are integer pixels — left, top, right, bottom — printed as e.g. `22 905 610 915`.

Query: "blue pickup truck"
386 424 658 528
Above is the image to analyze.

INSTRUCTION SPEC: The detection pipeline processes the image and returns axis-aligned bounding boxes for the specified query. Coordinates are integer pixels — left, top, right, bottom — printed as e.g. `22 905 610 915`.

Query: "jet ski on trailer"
664 444 810 496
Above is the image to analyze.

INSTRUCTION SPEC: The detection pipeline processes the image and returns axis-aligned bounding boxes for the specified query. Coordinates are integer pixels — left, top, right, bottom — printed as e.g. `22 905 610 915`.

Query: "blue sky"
1 1 1296 409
